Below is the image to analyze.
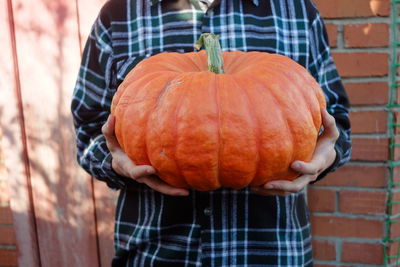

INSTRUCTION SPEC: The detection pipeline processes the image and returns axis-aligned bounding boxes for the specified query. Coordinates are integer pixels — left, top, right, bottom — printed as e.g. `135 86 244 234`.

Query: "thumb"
101 115 121 151
320 109 339 140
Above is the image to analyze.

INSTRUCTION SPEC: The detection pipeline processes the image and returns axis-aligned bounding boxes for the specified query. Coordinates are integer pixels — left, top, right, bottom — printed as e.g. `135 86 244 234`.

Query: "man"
71 0 351 266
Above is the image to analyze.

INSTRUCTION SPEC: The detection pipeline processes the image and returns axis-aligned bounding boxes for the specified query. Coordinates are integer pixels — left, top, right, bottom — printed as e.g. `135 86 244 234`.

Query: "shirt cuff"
100 153 127 189
310 143 342 184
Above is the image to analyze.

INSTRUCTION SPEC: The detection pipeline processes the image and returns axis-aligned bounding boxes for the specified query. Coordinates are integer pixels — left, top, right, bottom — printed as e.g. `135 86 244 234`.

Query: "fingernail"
265 184 274 189
292 162 301 169
107 115 112 123
178 191 189 196
147 168 155 174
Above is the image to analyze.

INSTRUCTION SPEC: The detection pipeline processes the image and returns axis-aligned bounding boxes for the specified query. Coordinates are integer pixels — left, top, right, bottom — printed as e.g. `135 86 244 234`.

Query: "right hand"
101 115 190 196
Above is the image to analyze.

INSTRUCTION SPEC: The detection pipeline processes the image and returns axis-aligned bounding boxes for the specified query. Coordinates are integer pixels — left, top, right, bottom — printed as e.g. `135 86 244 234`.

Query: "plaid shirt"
71 0 351 266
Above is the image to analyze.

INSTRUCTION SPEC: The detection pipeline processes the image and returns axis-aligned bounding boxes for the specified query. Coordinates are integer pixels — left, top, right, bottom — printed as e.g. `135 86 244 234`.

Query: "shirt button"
203 207 212 216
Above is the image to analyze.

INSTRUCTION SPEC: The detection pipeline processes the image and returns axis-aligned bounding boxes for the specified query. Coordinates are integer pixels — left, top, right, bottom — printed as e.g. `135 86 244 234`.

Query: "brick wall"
0 133 18 267
309 0 392 265
0 0 395 266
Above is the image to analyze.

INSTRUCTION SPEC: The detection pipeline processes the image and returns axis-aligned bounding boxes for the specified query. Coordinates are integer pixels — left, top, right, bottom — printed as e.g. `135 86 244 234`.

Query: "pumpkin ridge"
185 51 205 71
153 74 183 110
173 73 196 188
174 72 221 190
215 74 222 188
262 67 308 168
148 61 185 73
144 75 182 187
112 71 159 109
123 55 181 79
195 50 208 71
248 72 295 180
120 73 175 107
277 64 321 132
254 64 318 172
267 58 323 131
163 52 200 72
224 51 248 74
265 81 296 179
121 73 177 165
117 72 166 151
230 74 260 186
145 74 190 188
265 61 318 125
262 61 321 131
268 54 327 109
230 52 267 74
145 74 179 168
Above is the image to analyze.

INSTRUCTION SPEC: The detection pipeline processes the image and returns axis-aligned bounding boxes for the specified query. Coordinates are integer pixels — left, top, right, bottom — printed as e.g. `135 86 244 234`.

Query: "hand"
101 115 190 196
250 109 339 197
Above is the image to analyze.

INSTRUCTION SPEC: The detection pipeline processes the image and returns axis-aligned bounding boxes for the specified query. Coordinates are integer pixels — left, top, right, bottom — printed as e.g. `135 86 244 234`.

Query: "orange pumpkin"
111 33 326 191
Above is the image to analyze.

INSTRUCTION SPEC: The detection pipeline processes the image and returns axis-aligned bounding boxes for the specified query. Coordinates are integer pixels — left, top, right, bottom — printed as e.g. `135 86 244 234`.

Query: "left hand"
250 109 339 197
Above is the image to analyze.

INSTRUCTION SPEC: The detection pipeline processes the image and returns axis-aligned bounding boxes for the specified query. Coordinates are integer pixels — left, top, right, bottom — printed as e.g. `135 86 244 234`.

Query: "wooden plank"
0 1 40 266
77 0 107 51
10 0 100 265
93 181 118 266
76 1 119 266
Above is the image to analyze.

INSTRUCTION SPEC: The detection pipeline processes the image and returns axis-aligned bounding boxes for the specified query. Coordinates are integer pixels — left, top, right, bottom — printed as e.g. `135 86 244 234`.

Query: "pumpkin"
111 33 326 191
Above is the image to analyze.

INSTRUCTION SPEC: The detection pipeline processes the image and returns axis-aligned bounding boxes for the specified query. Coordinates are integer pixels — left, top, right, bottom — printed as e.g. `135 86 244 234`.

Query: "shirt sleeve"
71 14 127 190
307 12 352 182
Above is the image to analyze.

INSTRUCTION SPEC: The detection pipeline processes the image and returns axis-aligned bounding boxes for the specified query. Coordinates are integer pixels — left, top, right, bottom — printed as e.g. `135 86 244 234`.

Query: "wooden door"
0 0 118 266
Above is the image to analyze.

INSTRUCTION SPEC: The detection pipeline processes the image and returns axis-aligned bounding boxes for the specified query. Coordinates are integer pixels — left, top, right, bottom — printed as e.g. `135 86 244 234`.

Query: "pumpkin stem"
194 33 224 74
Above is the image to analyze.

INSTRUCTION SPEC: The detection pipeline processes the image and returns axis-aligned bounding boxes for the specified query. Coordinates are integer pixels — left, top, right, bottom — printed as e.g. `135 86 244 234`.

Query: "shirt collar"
151 0 259 7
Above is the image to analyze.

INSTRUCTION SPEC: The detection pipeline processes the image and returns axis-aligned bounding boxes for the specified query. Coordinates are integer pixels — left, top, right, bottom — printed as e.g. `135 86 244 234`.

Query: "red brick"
0 206 13 224
0 225 16 245
389 242 399 261
339 190 386 214
390 220 400 239
307 188 336 212
325 24 338 47
0 155 9 205
311 215 383 238
318 165 386 188
342 242 384 264
0 249 18 266
0 180 10 204
332 52 388 78
351 138 388 161
350 110 387 134
344 23 389 47
313 0 390 18
396 111 400 135
395 136 400 161
312 239 336 260
390 192 400 216
398 86 400 106
394 166 400 186
390 193 400 236
345 82 388 106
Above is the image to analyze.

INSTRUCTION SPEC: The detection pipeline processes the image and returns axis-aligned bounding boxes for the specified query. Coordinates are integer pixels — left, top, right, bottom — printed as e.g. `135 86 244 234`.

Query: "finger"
263 175 314 193
139 175 190 196
101 114 114 136
102 115 120 151
126 164 156 179
321 109 339 140
291 160 323 175
113 153 155 177
294 173 319 184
